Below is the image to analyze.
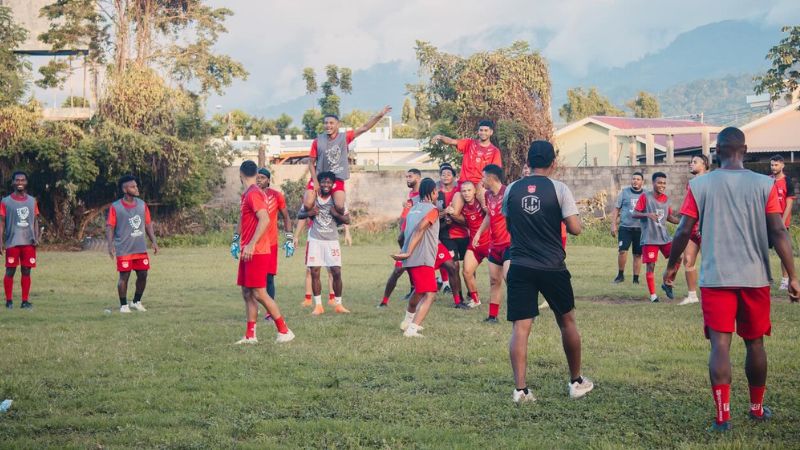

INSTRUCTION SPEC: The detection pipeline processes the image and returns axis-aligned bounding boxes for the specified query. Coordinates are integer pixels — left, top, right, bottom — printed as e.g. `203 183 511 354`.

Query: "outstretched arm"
353 105 392 138
431 135 459 146
392 219 433 260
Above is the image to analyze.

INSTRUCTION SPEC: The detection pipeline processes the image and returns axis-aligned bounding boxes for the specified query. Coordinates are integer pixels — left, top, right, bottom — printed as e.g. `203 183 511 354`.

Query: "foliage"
0 7 30 106
559 87 625 122
303 64 353 117
211 110 303 138
411 41 553 178
302 108 323 138
626 91 661 118
392 123 418 138
658 74 758 122
280 178 307 221
340 109 372 129
755 26 800 104
401 97 416 123
61 96 90 108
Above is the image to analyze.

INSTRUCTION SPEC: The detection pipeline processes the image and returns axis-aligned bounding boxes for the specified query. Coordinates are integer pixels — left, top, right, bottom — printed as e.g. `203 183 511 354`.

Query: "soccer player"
106 175 159 313
769 154 795 290
235 160 294 344
632 172 680 302
505 140 594 403
472 164 510 323
437 163 469 308
393 178 443 337
679 155 710 305
300 171 351 315
449 180 490 308
664 127 799 431
0 171 40 309
303 106 392 214
378 169 421 307
610 172 644 284
293 218 337 307
432 120 503 187
256 168 292 302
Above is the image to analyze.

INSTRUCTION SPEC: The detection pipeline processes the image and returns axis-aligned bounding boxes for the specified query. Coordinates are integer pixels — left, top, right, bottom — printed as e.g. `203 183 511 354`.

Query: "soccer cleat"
403 324 424 337
275 329 295 343
403 288 415 301
400 317 412 331
443 285 452 295
709 421 732 432
129 302 146 312
436 280 443 292
568 377 594 399
263 314 273 322
377 302 388 308
779 279 789 290
632 278 640 285
235 336 258 345
649 294 659 303
311 305 325 316
661 283 674 300
613 274 624 284
749 405 773 422
5 301 11 309
120 304 132 313
334 304 350 314
512 388 536 404
469 300 482 308
20 301 32 309
678 296 699 305
484 316 499 324
454 302 471 310
328 297 336 306
301 298 312 307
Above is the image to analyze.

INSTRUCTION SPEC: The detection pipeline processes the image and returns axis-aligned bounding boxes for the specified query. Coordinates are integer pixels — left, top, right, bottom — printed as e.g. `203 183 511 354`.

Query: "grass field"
1 244 799 449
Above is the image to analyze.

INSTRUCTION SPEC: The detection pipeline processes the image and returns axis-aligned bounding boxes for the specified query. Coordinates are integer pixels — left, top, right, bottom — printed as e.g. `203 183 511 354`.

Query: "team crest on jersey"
16 206 30 227
129 215 143 237
522 195 540 214
326 144 343 173
648 252 655 259
7 257 14 264
528 185 536 193
29 257 35 265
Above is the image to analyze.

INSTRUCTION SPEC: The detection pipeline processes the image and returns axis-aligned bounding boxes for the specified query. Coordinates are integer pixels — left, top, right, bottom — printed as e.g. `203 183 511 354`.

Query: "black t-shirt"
502 176 579 271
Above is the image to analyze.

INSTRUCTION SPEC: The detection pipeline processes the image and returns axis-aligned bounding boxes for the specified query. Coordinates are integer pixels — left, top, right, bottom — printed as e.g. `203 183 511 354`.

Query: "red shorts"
407 265 437 293
237 253 270 288
306 178 346 193
266 244 278 275
700 287 771 339
433 243 452 270
642 243 672 263
5 245 36 268
690 233 701 246
117 254 150 272
467 243 490 263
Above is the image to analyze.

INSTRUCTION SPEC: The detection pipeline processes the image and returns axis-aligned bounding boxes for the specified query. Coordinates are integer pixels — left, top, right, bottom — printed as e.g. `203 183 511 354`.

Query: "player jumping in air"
235 161 294 344
505 140 594 403
300 171 351 315
106 175 159 313
1 171 40 309
472 164 510 323
664 127 799 431
303 106 392 215
611 172 645 285
632 172 680 302
678 155 710 305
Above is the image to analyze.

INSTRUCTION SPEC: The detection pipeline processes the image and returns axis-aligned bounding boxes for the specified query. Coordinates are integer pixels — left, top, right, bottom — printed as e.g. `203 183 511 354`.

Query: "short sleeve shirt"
456 139 502 184
309 130 355 158
264 188 287 245
240 185 271 254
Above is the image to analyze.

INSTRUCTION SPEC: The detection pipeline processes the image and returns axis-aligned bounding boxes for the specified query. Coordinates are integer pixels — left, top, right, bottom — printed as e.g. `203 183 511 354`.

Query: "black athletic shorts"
506 264 575 321
618 226 642 255
441 238 469 261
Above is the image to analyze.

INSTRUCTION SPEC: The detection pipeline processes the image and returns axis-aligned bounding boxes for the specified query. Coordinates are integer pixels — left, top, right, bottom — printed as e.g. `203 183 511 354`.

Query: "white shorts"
305 238 342 267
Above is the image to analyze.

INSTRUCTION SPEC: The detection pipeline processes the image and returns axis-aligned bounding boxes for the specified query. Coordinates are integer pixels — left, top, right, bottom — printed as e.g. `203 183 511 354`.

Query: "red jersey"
240 184 271 254
400 190 420 232
485 185 510 246
771 175 795 227
263 188 286 245
463 199 490 247
309 130 355 158
440 185 468 239
456 139 503 184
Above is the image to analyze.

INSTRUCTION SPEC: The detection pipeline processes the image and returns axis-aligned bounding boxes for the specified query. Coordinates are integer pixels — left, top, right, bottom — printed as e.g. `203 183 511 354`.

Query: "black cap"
527 141 556 169
258 168 271 178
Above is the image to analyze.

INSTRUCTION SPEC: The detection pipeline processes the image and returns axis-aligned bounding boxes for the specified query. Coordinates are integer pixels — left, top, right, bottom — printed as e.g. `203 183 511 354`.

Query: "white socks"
335 296 342 305
313 295 322 306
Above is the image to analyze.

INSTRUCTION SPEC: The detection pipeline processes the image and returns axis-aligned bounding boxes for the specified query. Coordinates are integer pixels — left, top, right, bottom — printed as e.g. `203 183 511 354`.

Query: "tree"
627 91 661 118
275 113 293 136
754 26 800 106
401 97 416 123
412 41 553 178
61 96 90 108
301 108 323 138
0 7 31 107
302 64 352 117
341 109 372 129
559 87 625 122
393 123 417 138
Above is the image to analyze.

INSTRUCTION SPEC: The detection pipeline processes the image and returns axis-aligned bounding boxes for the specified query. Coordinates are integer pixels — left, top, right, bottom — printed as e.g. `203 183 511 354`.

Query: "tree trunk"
114 0 130 71
76 204 111 242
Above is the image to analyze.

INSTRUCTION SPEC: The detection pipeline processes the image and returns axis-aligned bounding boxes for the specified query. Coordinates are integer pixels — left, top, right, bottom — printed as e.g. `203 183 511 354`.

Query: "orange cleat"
334 304 350 314
302 298 312 307
311 304 325 316
328 296 336 305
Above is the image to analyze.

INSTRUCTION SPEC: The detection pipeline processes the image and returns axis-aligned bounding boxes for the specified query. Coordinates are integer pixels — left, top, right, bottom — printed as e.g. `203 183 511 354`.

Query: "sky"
205 0 800 111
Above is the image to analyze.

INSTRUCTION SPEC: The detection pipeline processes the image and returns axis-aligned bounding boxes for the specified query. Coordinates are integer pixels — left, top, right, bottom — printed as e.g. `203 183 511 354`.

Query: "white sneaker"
678 296 699 305
403 324 424 337
780 278 789 290
130 302 147 312
568 377 594 399
469 300 482 308
235 336 258 345
119 305 131 313
649 294 659 303
512 388 536 404
400 314 416 331
275 329 295 343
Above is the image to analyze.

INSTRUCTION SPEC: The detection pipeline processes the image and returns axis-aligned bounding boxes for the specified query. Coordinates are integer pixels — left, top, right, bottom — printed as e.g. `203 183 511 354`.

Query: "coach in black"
503 140 594 403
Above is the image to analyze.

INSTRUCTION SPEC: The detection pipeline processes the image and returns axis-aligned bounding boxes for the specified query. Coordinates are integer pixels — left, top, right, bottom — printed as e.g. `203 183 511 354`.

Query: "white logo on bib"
326 144 343 174
16 206 29 227
129 215 144 237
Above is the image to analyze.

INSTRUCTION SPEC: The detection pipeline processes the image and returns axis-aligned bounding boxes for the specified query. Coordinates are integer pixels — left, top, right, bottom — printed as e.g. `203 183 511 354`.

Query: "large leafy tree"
755 25 800 107
411 41 553 179
0 7 31 106
302 64 352 117
559 87 624 122
626 91 661 118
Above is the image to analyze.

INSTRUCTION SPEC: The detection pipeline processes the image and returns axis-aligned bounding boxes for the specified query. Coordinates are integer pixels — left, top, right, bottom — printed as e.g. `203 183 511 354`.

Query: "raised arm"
353 105 392 139
431 134 459 146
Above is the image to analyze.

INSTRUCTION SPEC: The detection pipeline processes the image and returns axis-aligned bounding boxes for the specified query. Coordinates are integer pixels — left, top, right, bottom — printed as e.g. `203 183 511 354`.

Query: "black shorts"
506 264 575 321
618 226 642 255
488 246 510 266
441 238 469 261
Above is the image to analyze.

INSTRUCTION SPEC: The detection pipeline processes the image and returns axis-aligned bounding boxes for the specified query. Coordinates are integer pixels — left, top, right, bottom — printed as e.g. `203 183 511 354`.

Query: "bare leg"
242 287 259 323
310 267 322 296
251 286 283 319
633 254 642 277
618 251 628 273
302 187 316 211
117 271 131 304
134 269 147 298
382 266 405 298
555 310 582 380
684 241 699 293
411 292 437 326
462 251 480 294
488 263 504 308
708 330 733 385
443 260 462 302
744 337 767 387
510 318 534 389
330 266 343 297
407 291 422 314
333 190 346 215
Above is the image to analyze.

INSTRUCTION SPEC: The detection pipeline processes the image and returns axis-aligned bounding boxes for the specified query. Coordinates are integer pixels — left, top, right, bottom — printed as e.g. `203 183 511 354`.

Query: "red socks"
304 294 311 301
646 272 655 295
274 316 289 334
381 296 389 305
245 321 256 339
3 276 12 301
712 384 731 424
469 292 479 303
453 294 461 305
489 303 499 318
328 293 335 301
439 268 449 282
749 385 766 417
21 275 30 301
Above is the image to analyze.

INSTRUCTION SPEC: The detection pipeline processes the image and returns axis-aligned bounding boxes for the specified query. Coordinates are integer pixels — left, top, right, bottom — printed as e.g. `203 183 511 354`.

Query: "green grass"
0 245 798 449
